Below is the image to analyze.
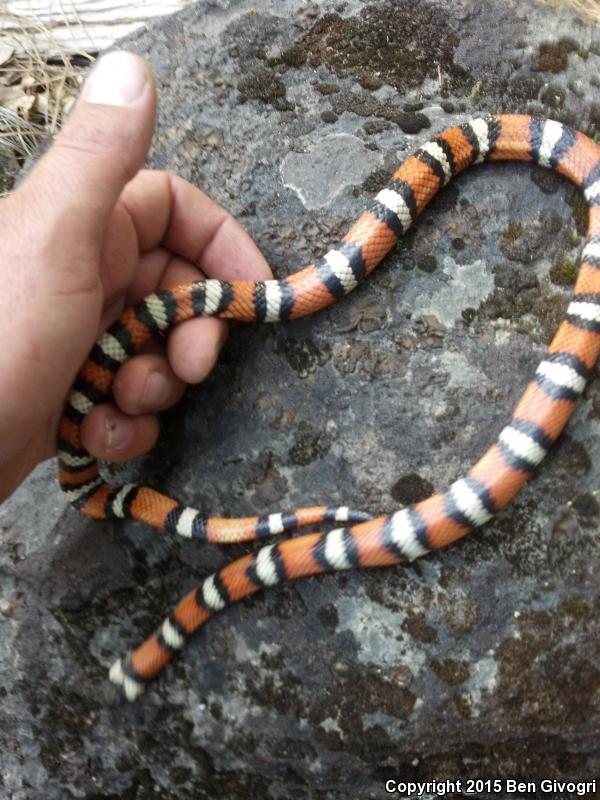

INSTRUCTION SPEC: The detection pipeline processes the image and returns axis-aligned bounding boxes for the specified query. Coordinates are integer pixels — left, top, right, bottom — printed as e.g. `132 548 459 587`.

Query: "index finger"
118 170 273 281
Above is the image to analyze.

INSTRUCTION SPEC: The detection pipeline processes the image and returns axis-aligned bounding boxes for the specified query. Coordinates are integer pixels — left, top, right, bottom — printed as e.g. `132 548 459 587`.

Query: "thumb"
21 51 156 253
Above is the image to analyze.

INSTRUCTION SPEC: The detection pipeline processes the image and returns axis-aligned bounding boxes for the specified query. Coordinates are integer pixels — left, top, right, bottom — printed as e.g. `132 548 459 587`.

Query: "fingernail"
83 51 149 106
105 414 134 452
141 371 172 410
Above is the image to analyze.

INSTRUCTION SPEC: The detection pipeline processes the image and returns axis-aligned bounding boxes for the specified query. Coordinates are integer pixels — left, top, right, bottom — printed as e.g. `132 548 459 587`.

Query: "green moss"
541 84 565 110
296 3 470 95
496 608 600 729
390 472 434 505
313 81 340 95
275 337 330 377
363 119 391 135
363 166 393 193
532 291 570 342
502 221 524 242
554 434 592 476
559 598 593 622
549 256 577 286
403 611 438 644
429 658 470 686
358 74 383 90
288 421 332 466
455 695 472 720
469 80 482 99
403 101 424 112
566 190 589 236
533 291 568 320
507 74 543 103
237 66 288 108
533 41 571 73
280 44 306 68
531 166 561 195
572 492 600 517
321 110 338 124
417 254 437 273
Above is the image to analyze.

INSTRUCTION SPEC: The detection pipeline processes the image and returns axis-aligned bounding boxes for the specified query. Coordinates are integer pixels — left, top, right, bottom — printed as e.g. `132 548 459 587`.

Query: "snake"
57 114 600 701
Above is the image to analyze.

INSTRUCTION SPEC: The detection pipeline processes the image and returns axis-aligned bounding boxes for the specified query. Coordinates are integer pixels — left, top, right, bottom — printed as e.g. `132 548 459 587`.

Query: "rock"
2 0 600 796
281 133 383 209
0 148 20 193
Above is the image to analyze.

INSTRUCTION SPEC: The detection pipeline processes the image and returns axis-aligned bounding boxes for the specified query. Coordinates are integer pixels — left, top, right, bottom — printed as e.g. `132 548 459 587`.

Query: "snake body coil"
58 114 600 700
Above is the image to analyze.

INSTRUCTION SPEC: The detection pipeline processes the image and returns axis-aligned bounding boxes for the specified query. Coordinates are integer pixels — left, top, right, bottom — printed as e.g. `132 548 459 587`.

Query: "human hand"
0 51 272 501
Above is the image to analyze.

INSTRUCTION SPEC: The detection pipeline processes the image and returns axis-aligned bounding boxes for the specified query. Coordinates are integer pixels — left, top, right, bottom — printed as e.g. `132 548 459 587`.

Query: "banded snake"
58 114 600 700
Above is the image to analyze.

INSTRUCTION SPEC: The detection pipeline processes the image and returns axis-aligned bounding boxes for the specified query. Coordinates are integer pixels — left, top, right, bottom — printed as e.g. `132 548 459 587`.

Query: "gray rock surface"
0 150 19 194
2 0 600 797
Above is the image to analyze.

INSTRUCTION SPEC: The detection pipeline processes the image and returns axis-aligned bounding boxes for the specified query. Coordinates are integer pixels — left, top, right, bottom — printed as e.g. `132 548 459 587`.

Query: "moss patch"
390 472 434 505
507 74 543 103
328 88 431 133
237 66 289 108
566 190 589 236
288 1 470 94
532 291 569 341
429 658 471 686
540 84 566 110
288 421 332 466
275 337 331 378
549 256 577 286
502 221 524 242
403 611 438 644
533 40 575 73
417 254 438 273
